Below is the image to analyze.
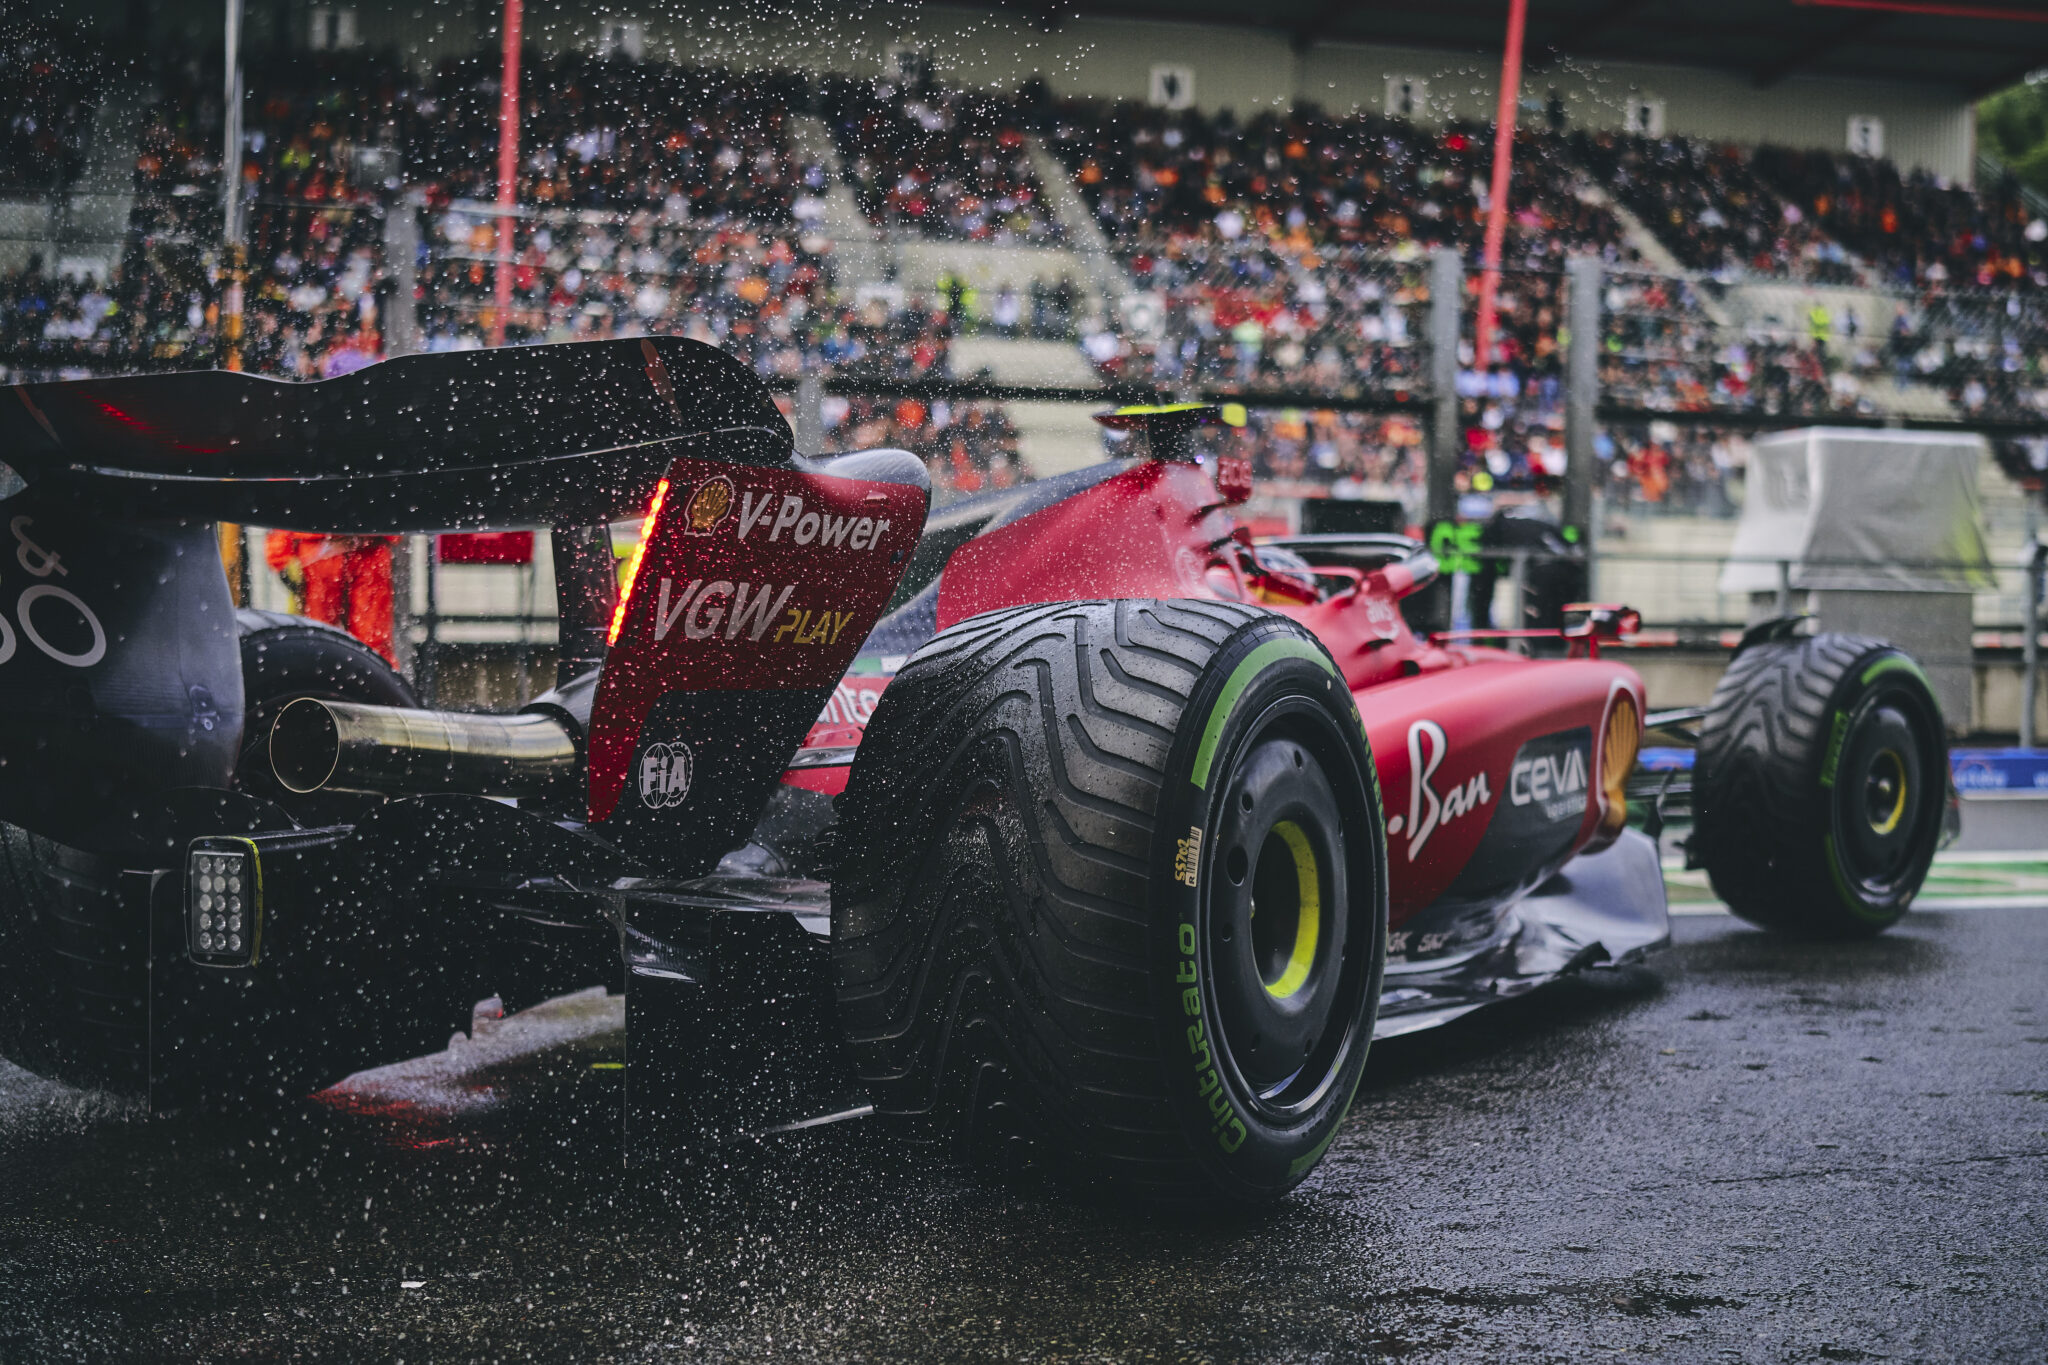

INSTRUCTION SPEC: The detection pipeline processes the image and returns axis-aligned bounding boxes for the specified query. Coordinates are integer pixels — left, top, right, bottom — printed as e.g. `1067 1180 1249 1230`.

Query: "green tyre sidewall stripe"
1149 615 1387 1205
1190 638 1336 790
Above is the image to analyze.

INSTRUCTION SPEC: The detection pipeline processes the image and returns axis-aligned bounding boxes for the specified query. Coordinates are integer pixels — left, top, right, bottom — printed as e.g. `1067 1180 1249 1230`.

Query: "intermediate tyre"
832 600 1388 1206
0 826 145 1091
1693 631 1946 937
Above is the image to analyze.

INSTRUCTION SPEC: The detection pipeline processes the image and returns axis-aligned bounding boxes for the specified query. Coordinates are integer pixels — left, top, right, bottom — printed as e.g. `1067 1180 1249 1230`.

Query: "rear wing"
4 336 792 532
0 339 833 853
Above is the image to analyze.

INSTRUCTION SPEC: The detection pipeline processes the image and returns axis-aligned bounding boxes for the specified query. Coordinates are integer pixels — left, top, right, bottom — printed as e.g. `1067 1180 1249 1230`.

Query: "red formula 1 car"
0 347 1950 1206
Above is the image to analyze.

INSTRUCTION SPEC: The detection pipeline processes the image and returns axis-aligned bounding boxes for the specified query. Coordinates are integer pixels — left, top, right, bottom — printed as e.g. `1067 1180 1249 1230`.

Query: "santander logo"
1385 719 1493 862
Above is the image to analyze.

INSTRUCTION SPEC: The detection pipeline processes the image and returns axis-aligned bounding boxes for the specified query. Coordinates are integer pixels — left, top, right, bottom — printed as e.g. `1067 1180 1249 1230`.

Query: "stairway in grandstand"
0 87 141 280
1023 135 1123 308
950 333 1107 476
1582 186 1692 282
786 114 890 288
57 88 142 279
1720 278 1956 418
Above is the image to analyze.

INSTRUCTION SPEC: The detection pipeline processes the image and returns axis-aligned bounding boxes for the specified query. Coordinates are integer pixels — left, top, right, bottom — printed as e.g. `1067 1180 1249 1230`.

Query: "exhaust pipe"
269 698 580 798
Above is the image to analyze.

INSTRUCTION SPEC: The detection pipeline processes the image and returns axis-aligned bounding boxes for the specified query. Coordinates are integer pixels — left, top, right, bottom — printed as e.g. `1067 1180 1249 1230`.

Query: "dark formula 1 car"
0 346 1951 1205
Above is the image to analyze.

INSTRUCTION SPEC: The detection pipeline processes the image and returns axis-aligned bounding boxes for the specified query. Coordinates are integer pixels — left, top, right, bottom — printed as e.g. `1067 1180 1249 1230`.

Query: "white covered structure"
1720 427 1995 729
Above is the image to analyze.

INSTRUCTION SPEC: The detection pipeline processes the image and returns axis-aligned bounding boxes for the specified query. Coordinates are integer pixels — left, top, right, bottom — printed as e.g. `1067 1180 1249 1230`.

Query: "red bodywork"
588 455 926 822
792 456 1644 928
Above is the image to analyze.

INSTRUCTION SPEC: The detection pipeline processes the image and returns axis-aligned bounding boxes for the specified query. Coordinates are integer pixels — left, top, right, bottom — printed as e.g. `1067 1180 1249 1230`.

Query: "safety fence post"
2024 498 2042 750
1564 253 1601 550
390 536 416 684
384 193 421 358
795 372 825 456
1428 247 1462 532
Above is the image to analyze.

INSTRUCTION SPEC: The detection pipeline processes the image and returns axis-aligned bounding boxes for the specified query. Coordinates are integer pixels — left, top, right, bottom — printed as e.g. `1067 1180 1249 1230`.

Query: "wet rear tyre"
0 616 418 1093
0 826 145 1092
831 600 1388 1206
1693 632 1947 937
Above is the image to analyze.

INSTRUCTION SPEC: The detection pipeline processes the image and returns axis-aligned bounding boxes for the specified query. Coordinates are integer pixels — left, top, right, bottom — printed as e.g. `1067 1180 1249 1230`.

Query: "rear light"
186 838 262 967
1599 693 1642 839
607 476 671 646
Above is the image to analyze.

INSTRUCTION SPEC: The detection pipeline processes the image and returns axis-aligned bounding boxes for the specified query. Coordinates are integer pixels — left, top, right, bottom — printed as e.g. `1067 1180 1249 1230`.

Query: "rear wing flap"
4 337 792 532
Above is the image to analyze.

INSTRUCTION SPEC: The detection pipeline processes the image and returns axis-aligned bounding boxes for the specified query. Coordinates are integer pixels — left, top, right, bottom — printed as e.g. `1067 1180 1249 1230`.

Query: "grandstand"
0 0 2041 729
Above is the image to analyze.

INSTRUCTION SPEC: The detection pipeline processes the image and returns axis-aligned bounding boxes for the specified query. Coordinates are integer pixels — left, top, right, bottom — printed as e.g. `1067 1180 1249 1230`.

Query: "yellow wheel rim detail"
1869 749 1908 835
1262 820 1321 1000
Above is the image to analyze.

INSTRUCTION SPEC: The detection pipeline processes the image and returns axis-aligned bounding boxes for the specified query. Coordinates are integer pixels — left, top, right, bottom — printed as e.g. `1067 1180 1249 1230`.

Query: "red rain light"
607 477 670 646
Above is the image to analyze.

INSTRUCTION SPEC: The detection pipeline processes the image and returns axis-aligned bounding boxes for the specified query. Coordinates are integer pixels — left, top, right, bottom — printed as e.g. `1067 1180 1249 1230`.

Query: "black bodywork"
0 339 925 1122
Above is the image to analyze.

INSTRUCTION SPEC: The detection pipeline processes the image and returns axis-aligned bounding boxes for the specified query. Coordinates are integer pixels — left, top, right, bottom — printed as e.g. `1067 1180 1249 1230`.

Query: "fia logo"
637 740 694 810
1385 719 1492 862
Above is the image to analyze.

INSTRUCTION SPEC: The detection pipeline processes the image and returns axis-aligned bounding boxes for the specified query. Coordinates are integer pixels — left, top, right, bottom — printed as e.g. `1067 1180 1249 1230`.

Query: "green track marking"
1191 639 1335 790
1662 853 2048 904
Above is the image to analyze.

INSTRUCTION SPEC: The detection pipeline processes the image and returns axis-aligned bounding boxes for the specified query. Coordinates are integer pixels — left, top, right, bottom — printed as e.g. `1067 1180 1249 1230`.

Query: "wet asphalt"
1 902 2044 1363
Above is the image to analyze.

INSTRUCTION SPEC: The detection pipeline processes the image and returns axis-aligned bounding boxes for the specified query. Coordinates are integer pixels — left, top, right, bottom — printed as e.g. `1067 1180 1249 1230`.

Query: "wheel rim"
1831 689 1939 898
1252 820 1321 1000
1204 702 1368 1115
1865 748 1908 837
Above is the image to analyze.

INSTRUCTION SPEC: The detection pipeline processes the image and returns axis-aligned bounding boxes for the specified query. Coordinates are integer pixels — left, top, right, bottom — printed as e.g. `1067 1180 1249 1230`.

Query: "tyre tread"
836 601 1283 1192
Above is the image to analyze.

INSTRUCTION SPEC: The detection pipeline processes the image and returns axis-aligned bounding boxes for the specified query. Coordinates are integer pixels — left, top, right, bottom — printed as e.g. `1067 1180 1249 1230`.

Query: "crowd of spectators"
1045 100 1629 266
1598 271 1863 417
2 49 980 393
0 258 214 374
1044 96 1643 502
1081 240 1430 399
818 396 1027 501
19 38 2048 520
1234 409 1431 501
1599 422 1747 517
414 208 962 382
0 24 109 193
412 54 810 223
1752 145 2048 290
1570 132 1856 283
822 77 1059 244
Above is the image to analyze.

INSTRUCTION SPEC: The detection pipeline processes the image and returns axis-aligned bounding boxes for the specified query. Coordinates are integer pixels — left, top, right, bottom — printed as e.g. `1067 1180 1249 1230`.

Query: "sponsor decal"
1510 745 1589 823
772 606 859 646
681 476 735 535
816 680 887 728
735 491 893 551
1387 928 1455 957
1384 719 1492 862
1174 825 1203 888
1177 920 1246 1155
0 516 107 671
1361 594 1404 641
1820 710 1851 789
650 578 797 644
637 740 694 809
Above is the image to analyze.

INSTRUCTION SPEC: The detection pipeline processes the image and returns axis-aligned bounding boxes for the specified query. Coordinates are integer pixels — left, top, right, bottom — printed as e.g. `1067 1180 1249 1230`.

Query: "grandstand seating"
3 39 2046 517
1753 144 2047 289
820 77 1059 244
1571 132 1857 284
0 24 108 194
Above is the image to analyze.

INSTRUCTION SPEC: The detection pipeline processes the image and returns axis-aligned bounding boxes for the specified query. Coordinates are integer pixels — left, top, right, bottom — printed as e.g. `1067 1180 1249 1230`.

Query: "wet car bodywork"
0 355 1665 1151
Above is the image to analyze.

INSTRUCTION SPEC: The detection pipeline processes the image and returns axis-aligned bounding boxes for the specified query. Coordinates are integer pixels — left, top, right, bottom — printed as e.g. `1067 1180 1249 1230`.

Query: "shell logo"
683 477 735 535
